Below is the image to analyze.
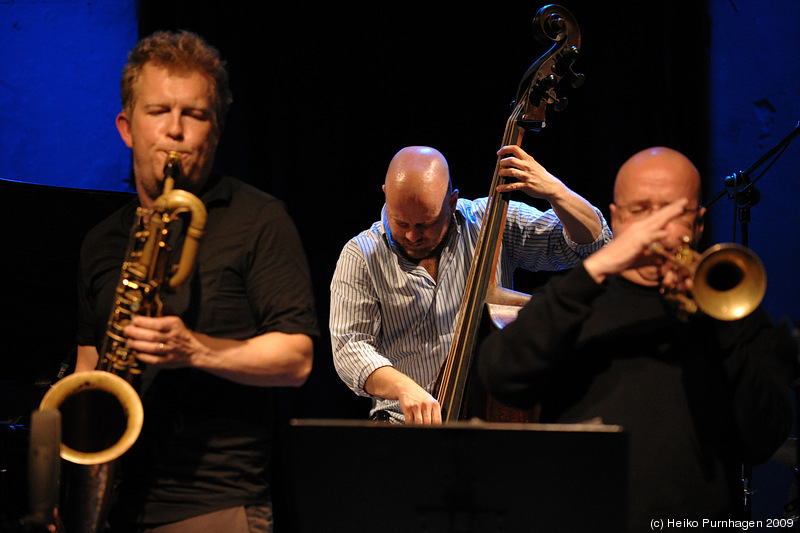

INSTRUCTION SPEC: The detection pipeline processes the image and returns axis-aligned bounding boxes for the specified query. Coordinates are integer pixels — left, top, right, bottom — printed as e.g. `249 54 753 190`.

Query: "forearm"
190 331 313 387
365 365 442 425
79 329 312 388
75 345 99 373
364 365 419 400
494 145 604 245
548 187 604 244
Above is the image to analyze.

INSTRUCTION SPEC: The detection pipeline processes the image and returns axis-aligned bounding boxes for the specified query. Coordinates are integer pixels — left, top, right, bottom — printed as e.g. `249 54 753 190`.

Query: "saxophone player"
74 31 317 533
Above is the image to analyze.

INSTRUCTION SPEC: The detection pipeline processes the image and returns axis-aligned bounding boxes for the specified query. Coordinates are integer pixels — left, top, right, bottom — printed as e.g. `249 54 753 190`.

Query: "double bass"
433 4 585 423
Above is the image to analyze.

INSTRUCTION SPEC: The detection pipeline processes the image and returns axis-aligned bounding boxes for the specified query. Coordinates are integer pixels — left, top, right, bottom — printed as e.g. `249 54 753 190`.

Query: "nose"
166 112 184 139
664 219 694 248
405 227 422 242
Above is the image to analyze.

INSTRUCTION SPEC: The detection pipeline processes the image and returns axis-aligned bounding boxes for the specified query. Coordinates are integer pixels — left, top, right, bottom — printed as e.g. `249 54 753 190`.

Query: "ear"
449 188 459 214
693 206 707 244
609 203 619 230
116 111 134 149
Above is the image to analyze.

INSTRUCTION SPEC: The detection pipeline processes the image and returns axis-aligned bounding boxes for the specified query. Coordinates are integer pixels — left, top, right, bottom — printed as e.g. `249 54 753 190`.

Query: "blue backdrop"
1 1 137 191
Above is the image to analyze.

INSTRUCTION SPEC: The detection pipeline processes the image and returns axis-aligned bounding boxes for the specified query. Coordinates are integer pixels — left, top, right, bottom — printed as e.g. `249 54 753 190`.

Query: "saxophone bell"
39 371 143 465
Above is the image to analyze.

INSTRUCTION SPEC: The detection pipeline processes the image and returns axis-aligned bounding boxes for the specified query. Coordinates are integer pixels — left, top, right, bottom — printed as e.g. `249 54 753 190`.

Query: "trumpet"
649 236 767 321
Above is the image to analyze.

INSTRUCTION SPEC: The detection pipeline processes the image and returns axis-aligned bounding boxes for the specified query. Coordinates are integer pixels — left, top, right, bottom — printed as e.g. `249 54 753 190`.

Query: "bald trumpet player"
478 147 796 532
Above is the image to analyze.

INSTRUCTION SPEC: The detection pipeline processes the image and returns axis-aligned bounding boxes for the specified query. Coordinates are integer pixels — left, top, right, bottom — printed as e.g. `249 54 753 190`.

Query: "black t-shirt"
76 175 318 524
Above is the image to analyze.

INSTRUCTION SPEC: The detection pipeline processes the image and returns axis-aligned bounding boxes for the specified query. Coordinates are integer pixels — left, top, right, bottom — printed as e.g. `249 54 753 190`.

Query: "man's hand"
397 385 442 425
496 145 564 200
583 199 689 284
124 315 206 368
495 145 604 244
364 366 442 425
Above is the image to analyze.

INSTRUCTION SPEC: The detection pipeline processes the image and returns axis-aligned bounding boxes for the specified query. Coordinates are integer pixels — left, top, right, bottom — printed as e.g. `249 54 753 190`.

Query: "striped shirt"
329 197 611 422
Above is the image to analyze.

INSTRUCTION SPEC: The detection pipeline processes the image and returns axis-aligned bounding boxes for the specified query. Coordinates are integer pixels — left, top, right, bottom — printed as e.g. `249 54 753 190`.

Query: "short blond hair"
120 30 233 130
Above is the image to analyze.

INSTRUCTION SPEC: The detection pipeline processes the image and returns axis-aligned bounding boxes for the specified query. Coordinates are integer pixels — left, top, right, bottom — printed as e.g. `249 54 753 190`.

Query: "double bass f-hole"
433 4 585 423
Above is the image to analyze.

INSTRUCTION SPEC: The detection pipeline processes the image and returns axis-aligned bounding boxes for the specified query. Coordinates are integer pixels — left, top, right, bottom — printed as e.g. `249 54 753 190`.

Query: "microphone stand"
789 323 800 521
704 120 800 248
704 121 800 519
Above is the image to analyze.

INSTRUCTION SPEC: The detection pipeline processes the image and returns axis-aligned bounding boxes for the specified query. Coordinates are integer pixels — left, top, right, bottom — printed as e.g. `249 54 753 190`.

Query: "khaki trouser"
140 505 272 533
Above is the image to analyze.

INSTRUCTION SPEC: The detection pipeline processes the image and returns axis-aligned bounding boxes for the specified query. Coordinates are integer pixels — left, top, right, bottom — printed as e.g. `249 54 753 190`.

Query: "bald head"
614 146 701 206
382 146 458 261
384 146 452 202
609 146 706 285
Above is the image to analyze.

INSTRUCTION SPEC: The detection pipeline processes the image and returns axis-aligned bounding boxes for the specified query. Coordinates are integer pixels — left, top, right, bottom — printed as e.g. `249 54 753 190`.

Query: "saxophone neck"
163 151 182 194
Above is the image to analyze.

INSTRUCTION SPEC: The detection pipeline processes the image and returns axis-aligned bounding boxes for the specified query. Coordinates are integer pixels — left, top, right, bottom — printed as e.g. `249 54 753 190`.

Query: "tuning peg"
570 70 585 88
560 46 584 88
540 74 558 90
553 96 568 112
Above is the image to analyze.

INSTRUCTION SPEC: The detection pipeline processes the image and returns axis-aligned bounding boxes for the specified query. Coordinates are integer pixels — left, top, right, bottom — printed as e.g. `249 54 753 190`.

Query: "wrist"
582 254 607 284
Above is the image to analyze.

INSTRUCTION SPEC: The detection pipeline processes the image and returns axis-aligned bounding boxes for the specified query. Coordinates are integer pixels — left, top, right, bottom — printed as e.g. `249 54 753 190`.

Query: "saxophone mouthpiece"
164 151 182 193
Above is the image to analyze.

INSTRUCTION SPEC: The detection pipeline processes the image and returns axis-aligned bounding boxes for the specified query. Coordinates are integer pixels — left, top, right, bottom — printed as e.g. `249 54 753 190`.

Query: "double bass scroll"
433 4 584 423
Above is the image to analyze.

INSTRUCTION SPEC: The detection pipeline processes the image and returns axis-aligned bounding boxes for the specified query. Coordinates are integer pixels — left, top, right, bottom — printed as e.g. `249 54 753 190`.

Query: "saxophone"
38 151 207 532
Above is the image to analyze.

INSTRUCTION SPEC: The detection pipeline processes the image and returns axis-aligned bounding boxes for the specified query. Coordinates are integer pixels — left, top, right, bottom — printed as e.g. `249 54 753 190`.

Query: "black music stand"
286 419 628 533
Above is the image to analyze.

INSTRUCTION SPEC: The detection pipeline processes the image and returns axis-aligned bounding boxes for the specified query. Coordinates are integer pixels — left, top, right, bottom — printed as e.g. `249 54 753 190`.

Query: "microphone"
17 409 61 532
723 171 744 198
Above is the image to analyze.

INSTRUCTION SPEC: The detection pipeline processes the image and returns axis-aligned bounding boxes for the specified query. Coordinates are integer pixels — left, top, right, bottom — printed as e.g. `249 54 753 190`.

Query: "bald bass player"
330 145 611 424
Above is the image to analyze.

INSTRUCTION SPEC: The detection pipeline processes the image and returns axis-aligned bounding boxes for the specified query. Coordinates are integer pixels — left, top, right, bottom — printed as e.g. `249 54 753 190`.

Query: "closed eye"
184 108 210 121
146 105 169 115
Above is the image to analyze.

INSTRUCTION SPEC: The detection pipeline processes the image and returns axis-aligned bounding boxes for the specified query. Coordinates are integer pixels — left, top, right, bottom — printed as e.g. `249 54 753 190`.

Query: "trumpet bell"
39 370 144 465
693 243 767 321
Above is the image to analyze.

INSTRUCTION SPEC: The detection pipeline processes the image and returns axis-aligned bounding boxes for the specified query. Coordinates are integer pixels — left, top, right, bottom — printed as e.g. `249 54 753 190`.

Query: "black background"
1 1 712 529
